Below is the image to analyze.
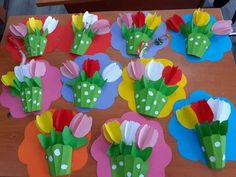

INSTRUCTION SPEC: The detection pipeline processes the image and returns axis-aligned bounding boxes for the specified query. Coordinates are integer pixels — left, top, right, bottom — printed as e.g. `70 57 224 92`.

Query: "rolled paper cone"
187 33 210 58
24 34 47 57
134 88 167 117
126 32 150 55
71 31 92 55
110 155 148 177
21 86 42 112
196 124 227 169
46 144 72 176
73 81 101 108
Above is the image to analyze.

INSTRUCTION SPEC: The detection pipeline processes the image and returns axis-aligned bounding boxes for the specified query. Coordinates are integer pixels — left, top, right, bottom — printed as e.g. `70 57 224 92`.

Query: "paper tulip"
53 109 74 132
9 23 27 38
102 63 122 82
82 59 100 77
120 120 140 145
1 71 15 86
207 98 231 122
191 100 213 124
60 60 80 79
162 65 182 85
212 20 233 35
91 19 110 35
14 64 32 82
35 111 53 134
26 17 43 32
145 12 161 30
43 16 59 34
136 124 158 150
127 60 145 80
117 13 133 28
72 14 83 30
69 112 92 138
29 60 46 77
83 11 98 29
193 9 210 26
103 120 122 144
144 60 164 81
166 14 185 32
132 11 145 28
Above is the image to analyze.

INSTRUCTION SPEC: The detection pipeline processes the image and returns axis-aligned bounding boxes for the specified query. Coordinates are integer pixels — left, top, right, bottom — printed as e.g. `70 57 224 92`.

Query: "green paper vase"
134 88 167 117
72 81 101 108
110 155 149 177
46 144 72 177
20 86 42 113
126 32 150 55
24 34 47 58
71 31 92 55
187 33 210 58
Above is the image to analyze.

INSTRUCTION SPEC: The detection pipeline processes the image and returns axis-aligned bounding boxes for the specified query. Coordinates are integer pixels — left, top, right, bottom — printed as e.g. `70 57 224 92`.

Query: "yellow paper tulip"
72 14 83 30
26 17 43 32
145 12 162 30
193 9 210 26
35 110 53 134
176 105 199 129
102 120 122 144
1 71 15 86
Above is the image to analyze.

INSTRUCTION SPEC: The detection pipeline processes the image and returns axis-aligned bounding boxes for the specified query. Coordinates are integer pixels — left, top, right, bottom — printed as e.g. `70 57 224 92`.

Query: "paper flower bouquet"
119 59 186 118
176 98 231 169
36 109 92 176
103 120 158 177
9 16 59 58
166 9 233 60
61 58 122 109
116 11 164 56
71 11 110 55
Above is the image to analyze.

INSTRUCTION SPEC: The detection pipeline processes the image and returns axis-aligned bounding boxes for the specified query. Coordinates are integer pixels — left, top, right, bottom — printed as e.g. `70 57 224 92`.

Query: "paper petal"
102 63 122 82
91 19 110 35
53 109 74 132
83 11 98 28
127 60 145 80
60 61 79 79
120 120 140 145
212 20 233 35
35 110 53 134
117 13 133 28
1 71 15 86
191 100 213 123
144 60 164 81
29 60 46 77
43 16 59 34
103 120 121 144
207 98 231 122
14 66 24 82
162 65 182 85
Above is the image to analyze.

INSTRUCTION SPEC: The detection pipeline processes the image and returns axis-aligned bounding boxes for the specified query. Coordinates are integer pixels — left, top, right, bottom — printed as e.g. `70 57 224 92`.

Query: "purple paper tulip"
212 20 233 35
127 59 145 80
9 23 27 38
117 13 133 28
60 60 80 79
29 59 46 77
91 19 110 35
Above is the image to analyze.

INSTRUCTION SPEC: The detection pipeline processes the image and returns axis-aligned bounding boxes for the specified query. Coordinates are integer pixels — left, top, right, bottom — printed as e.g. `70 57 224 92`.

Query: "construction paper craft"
58 12 111 58
119 58 187 118
168 90 236 169
167 9 232 62
61 53 122 112
18 109 92 177
0 60 62 118
7 16 60 62
91 112 172 177
111 11 168 58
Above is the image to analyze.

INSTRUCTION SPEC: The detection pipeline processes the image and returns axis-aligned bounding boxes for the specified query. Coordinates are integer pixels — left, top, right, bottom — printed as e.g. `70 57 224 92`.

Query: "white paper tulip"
102 63 122 82
43 16 59 34
207 98 231 122
83 11 98 29
144 60 164 81
14 64 32 82
121 120 140 145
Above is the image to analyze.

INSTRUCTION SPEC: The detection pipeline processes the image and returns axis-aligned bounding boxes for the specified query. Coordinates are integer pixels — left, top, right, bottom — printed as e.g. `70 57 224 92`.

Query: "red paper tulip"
166 14 185 32
162 65 182 85
132 11 145 28
191 100 213 124
53 109 74 131
82 58 100 78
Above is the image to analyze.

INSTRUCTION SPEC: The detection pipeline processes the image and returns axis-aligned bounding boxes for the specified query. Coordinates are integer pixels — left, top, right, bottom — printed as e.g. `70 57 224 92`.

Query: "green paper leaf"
121 24 129 40
108 144 120 157
220 120 228 135
180 22 193 37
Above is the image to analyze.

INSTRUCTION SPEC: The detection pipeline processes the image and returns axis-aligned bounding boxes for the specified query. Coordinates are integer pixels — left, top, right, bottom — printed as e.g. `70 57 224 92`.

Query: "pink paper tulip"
9 23 27 38
69 112 93 138
127 59 145 80
91 19 110 35
212 20 233 35
136 124 159 150
60 60 80 79
29 60 46 77
117 13 133 28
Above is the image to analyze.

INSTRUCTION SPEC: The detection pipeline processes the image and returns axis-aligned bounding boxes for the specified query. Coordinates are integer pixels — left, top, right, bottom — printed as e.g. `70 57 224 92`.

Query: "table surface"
1 8 236 177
